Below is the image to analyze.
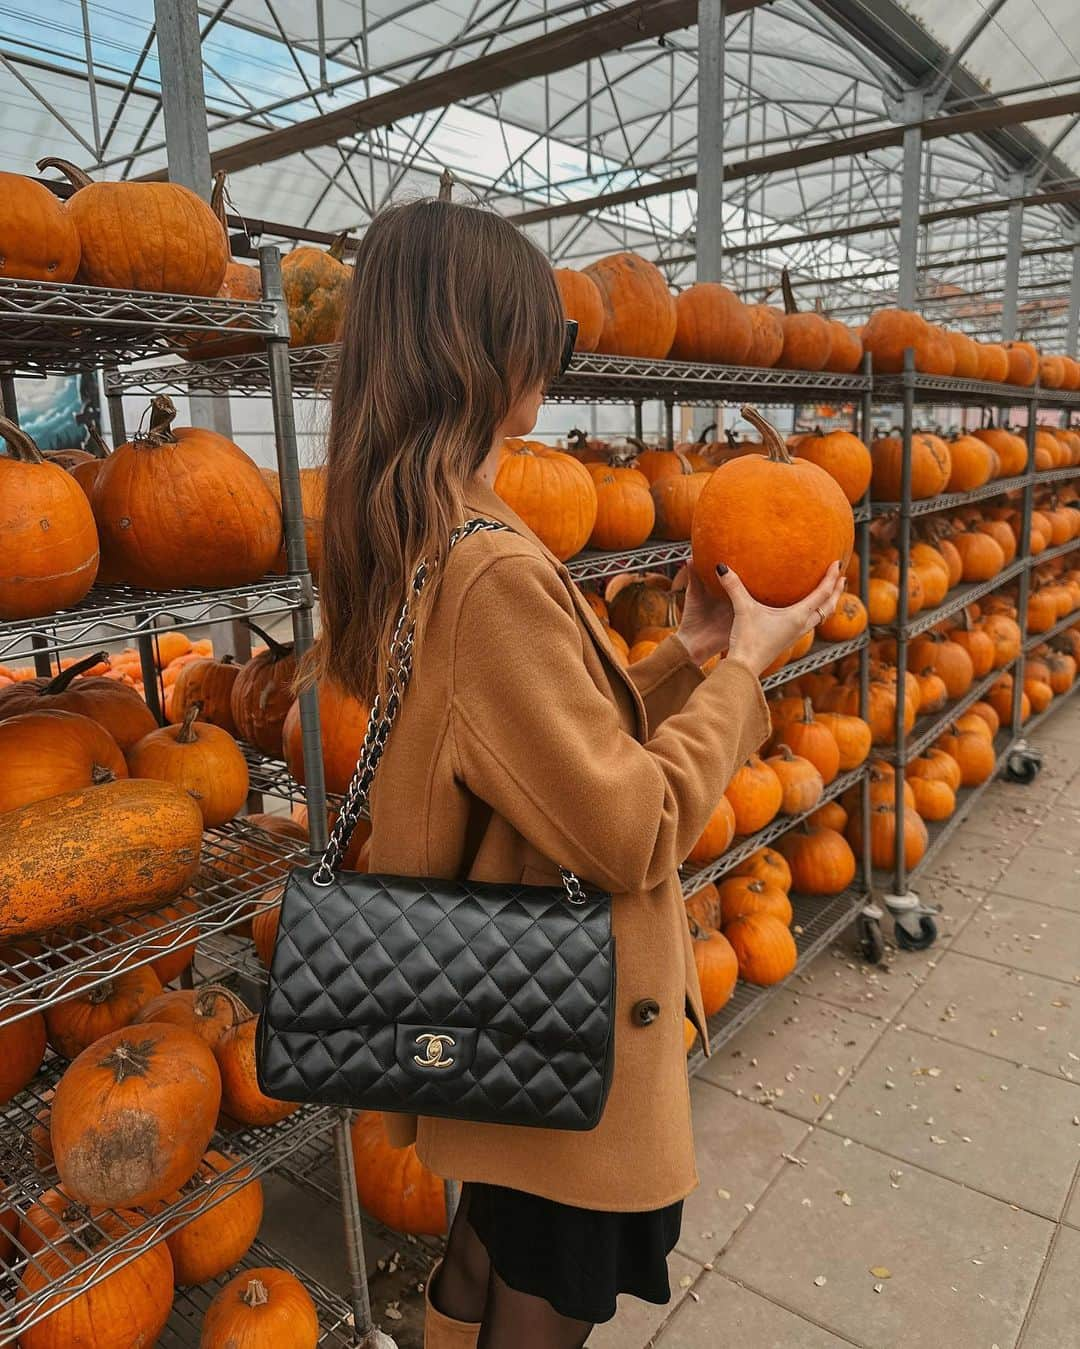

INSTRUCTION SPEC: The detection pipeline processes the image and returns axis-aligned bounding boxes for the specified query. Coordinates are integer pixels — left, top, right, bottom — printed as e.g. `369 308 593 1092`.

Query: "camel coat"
369 480 770 1211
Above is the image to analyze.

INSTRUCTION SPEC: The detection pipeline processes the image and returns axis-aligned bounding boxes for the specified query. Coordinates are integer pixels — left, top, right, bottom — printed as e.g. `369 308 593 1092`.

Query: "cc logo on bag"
414 1032 456 1069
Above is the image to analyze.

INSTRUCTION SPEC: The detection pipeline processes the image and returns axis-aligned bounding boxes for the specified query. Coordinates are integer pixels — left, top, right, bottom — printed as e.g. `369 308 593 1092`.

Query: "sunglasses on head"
559 320 579 377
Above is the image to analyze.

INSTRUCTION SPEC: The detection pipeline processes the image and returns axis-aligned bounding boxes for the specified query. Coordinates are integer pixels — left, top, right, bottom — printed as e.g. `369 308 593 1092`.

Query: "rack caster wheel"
894 913 938 951
1006 743 1043 785
859 914 886 965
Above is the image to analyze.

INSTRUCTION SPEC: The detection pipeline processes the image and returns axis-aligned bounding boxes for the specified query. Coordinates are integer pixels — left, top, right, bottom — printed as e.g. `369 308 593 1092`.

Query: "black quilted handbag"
256 518 616 1132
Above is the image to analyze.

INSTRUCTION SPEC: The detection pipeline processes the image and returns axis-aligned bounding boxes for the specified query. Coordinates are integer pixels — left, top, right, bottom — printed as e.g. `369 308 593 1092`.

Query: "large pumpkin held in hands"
91 396 282 589
0 171 80 281
0 417 99 620
37 157 227 296
582 252 677 358
692 404 854 606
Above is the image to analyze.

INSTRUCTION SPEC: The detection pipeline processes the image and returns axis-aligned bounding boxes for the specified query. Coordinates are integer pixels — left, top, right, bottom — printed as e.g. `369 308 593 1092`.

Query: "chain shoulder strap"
311 519 589 905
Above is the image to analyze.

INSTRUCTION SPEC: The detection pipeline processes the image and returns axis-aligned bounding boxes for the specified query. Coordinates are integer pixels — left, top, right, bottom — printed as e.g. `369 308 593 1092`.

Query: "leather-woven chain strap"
311 517 589 905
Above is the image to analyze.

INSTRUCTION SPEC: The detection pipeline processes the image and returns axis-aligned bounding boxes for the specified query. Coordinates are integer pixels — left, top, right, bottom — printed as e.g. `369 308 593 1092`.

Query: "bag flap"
263 868 614 1054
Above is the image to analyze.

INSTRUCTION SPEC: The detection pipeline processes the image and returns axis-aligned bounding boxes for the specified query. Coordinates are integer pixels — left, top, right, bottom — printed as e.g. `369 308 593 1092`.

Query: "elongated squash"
0 780 202 938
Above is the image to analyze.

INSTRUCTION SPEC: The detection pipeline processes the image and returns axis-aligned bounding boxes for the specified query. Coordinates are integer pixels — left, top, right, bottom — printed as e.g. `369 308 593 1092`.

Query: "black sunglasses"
559 320 579 376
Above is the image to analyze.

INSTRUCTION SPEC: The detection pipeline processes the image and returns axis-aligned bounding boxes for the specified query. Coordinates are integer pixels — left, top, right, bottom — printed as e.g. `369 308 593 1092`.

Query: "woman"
312 196 844 1349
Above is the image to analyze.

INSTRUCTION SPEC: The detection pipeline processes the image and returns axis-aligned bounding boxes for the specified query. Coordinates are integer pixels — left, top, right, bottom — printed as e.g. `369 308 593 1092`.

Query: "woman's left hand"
676 570 734 665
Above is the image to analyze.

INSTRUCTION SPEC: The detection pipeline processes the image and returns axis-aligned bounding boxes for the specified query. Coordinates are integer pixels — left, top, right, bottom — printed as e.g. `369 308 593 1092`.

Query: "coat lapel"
462 480 649 739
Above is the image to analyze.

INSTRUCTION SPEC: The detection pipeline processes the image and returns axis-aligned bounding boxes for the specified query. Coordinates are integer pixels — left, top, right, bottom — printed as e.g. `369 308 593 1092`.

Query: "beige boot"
424 1260 481 1349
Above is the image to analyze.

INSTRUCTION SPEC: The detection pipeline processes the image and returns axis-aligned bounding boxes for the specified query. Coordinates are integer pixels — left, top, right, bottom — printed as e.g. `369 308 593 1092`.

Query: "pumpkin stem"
697 422 716 445
44 650 109 694
85 422 110 459
327 230 350 263
210 169 229 230
194 984 251 1024
36 156 94 189
438 168 454 202
90 764 116 786
177 701 203 744
748 878 765 893
800 696 815 723
241 619 292 661
780 266 798 315
87 980 115 1005
740 405 793 465
242 1278 271 1308
100 1038 153 1081
138 396 179 447
778 743 797 762
0 416 46 464
566 428 587 451
625 435 650 455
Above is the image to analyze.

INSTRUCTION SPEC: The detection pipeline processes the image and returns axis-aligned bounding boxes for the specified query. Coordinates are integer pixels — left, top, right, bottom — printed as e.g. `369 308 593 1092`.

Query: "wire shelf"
680 765 865 894
566 541 690 582
0 1068 334 1344
105 345 335 399
1015 678 1079 736
688 886 870 1065
0 278 280 378
161 1236 356 1346
0 817 307 1020
0 577 306 665
1035 465 1080 485
1024 605 1080 651
871 374 1049 407
869 473 1029 519
879 658 1017 766
872 557 1027 640
761 634 868 692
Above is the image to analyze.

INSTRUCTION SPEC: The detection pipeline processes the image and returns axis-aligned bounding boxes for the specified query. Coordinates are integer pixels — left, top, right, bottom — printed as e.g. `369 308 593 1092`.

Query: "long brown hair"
305 196 564 704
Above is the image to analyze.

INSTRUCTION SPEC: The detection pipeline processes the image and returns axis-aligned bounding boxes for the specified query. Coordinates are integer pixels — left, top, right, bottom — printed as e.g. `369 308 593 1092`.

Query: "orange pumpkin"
133 984 249 1050
687 795 737 866
807 799 847 832
744 304 785 367
794 430 872 505
0 416 99 620
0 650 157 750
494 443 597 560
776 271 832 371
229 624 298 757
690 921 741 1013
977 342 1010 383
731 846 792 892
684 882 722 930
973 426 1027 476
1004 340 1038 386
692 405 853 606
582 252 677 358
350 1111 446 1235
670 282 752 364
823 320 864 374
909 776 956 821
724 755 783 835
215 1017 298 1127
588 465 655 550
0 170 81 282
553 268 604 352
814 712 871 770
717 876 793 927
169 653 241 734
818 592 868 642
160 1150 264 1287
282 677 369 795
945 435 995 492
127 703 249 827
861 308 931 373
907 747 962 793
870 432 951 500
44 966 162 1060
199 1267 319 1349
765 745 825 814
848 802 927 869
0 708 128 812
772 698 841 784
723 913 797 985
0 992 46 1104
908 632 975 700
951 525 1005 582
777 824 856 895
650 465 710 541
935 725 996 786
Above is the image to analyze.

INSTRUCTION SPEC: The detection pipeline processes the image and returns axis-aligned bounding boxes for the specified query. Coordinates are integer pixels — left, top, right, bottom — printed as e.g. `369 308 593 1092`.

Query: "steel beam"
152 0 212 195
1067 231 1080 358
138 0 769 179
1001 174 1026 340
897 92 923 309
504 90 1080 226
696 0 725 282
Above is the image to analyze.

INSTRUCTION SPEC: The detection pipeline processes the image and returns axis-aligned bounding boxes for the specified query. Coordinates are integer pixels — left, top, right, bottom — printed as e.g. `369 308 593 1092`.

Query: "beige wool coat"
369 479 770 1211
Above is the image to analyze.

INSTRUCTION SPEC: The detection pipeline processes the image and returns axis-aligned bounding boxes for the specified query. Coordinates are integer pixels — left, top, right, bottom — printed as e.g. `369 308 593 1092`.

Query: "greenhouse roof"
3 0 1078 343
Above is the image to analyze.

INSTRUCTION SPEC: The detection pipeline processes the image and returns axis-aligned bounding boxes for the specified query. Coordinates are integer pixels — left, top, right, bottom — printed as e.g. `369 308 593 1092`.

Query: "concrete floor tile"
696 989 885 1122
258 1174 359 1296
1062 1166 1080 1230
656 1273 856 1348
719 1129 1053 1349
679 1085 809 1264
924 828 1015 889
585 1252 701 1349
1026 799 1080 851
902 950 1080 1080
825 1027 1080 1219
995 844 1080 910
797 932 942 1020
953 893 1080 984
1018 1225 1080 1349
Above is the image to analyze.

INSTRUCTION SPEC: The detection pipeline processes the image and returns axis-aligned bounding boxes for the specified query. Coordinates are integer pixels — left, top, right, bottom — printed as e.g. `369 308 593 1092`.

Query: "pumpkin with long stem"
133 984 250 1050
91 395 282 590
229 621 299 756
201 1267 320 1349
692 404 853 607
772 698 840 784
775 270 832 371
0 649 157 749
127 702 249 828
38 156 227 295
52 1023 221 1208
0 416 99 620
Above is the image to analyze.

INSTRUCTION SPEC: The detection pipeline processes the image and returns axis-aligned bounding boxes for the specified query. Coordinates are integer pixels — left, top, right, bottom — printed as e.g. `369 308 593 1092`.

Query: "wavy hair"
305 196 564 704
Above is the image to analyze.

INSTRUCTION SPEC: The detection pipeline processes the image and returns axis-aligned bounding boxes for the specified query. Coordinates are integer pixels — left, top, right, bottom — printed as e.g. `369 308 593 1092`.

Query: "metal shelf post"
892 347 917 897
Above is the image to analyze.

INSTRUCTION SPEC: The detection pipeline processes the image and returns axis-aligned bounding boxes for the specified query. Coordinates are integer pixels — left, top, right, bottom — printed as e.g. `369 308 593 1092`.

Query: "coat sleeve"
625 634 706 732
450 555 770 894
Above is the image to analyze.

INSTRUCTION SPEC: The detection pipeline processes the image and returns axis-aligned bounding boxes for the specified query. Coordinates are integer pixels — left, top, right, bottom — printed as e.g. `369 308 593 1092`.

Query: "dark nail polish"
715 563 729 576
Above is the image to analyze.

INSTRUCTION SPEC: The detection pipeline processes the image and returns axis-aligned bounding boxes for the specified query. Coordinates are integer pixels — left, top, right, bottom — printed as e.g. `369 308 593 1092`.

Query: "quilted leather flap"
264 868 614 1053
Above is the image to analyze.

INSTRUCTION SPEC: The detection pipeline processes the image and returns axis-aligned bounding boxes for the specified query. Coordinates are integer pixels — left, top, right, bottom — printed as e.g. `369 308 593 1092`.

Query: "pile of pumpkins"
866 423 1080 505
554 250 1078 386
0 976 323 1347
7 164 349 351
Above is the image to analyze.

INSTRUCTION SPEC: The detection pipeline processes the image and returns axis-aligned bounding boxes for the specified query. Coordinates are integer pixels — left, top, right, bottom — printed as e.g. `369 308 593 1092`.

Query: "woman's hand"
676 569 735 665
714 563 846 677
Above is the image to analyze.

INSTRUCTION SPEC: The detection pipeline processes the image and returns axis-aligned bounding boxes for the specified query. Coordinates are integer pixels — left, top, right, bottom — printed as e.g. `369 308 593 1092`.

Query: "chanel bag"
256 519 616 1131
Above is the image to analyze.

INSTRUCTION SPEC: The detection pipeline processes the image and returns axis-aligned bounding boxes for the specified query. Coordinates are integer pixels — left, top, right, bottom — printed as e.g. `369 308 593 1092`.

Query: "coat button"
631 998 661 1026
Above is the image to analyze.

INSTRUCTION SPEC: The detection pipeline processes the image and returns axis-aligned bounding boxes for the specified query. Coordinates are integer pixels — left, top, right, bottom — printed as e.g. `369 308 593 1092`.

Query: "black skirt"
466 1181 683 1325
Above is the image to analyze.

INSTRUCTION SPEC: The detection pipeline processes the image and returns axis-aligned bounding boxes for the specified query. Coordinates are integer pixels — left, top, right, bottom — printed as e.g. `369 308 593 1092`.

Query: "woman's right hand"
714 562 846 677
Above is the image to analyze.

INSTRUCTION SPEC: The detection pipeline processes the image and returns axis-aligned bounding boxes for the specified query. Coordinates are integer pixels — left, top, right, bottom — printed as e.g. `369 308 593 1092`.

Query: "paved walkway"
589 693 1080 1349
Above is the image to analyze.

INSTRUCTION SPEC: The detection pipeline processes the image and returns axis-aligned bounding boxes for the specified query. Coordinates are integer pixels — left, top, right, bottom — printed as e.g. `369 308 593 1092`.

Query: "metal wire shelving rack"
0 265 385 1348
868 351 1079 946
